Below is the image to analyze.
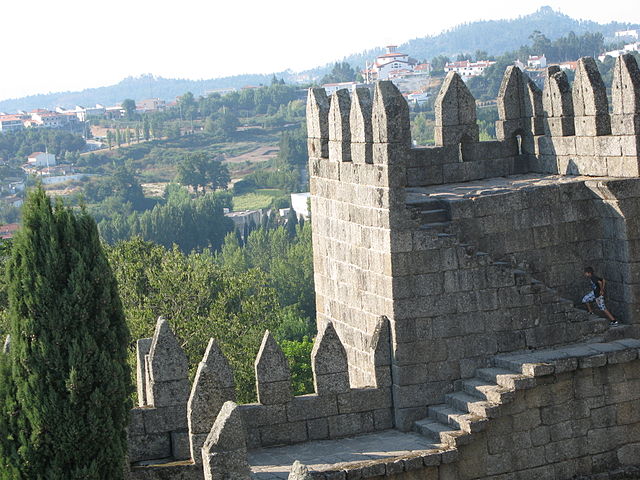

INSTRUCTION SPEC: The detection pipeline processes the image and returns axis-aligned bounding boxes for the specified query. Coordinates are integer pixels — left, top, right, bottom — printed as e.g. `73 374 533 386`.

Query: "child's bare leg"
603 309 616 323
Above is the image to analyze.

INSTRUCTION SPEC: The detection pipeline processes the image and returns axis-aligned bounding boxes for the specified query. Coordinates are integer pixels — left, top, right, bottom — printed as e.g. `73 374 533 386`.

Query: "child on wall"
582 266 618 326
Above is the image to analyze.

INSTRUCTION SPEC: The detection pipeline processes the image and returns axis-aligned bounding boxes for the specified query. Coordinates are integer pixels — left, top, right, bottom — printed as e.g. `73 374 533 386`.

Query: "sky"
1 0 639 101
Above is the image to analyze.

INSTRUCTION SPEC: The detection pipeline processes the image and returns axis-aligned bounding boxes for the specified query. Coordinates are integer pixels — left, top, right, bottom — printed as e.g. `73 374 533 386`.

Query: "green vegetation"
0 187 130 479
232 189 286 210
97 184 234 252
108 220 314 403
0 129 86 166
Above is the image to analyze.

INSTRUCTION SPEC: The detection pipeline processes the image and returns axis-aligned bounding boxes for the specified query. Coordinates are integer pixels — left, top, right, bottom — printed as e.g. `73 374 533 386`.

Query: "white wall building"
615 29 640 40
527 55 547 69
27 152 56 167
444 60 496 79
0 115 26 132
322 82 367 96
366 45 418 81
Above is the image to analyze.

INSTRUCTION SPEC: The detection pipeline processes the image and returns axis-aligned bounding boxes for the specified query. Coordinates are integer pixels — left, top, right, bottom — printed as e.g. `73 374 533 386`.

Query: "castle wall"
308 84 407 388
453 360 640 479
444 177 640 327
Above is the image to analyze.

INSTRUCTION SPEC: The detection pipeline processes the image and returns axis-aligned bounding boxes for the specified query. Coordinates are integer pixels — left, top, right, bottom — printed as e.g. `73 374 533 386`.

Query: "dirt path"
225 145 279 164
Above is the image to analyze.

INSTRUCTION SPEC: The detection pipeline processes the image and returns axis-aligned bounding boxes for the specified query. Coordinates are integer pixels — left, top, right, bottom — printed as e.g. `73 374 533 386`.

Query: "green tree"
142 117 150 141
321 62 357 84
122 98 137 120
0 187 131 479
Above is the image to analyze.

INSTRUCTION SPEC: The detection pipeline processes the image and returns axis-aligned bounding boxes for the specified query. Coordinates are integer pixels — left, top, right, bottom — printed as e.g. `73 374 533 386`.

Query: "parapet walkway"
248 429 445 479
249 336 640 480
405 173 599 204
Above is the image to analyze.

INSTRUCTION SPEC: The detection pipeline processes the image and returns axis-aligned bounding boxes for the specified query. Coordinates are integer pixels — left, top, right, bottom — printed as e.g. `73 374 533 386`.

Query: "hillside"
341 6 639 67
1 6 638 113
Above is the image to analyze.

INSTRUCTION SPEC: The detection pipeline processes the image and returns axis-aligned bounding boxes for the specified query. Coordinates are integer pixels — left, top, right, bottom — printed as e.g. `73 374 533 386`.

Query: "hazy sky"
1 0 639 101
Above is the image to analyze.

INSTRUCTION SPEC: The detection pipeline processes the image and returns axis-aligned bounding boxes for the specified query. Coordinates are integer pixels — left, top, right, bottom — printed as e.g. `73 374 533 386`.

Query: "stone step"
419 208 449 223
476 368 537 390
413 418 469 448
427 404 488 433
444 391 501 419
419 221 451 232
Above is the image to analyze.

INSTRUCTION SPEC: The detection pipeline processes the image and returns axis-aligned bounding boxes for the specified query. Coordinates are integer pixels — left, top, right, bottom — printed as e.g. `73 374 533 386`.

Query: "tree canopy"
0 187 131 479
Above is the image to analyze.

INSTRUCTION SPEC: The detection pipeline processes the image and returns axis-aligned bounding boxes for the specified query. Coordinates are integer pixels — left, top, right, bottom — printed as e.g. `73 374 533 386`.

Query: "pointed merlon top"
612 54 640 115
148 316 189 383
306 87 330 140
372 80 411 144
311 321 348 376
572 57 609 117
498 66 526 120
328 89 351 142
435 71 477 127
197 337 235 389
202 401 247 453
350 87 373 143
543 66 573 118
255 330 290 383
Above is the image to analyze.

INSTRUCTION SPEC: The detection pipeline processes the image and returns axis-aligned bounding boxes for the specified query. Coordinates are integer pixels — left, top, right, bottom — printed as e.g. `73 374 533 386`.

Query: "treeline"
107 220 315 403
0 129 86 164
97 184 234 253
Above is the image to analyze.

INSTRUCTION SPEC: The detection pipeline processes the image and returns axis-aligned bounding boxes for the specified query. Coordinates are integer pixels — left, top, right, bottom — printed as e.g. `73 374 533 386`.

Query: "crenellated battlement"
309 54 640 186
128 316 393 470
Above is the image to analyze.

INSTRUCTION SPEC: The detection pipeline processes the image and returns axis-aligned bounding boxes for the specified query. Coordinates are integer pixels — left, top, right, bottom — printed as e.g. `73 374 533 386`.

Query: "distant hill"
0 73 292 113
340 6 639 67
1 6 638 113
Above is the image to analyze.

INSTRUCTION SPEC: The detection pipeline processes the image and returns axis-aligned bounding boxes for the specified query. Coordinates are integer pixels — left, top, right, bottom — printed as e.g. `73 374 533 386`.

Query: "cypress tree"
0 187 131 479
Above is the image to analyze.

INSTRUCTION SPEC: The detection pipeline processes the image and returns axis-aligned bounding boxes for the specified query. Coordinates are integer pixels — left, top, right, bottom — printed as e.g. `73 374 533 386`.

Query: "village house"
27 152 56 167
444 59 496 79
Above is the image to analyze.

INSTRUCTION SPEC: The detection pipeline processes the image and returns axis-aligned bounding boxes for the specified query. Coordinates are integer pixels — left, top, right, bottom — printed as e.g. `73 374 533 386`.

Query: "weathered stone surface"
202 401 250 480
255 330 292 405
149 378 191 408
372 81 411 146
612 54 640 116
307 88 330 159
288 461 313 480
188 338 236 463
312 322 350 395
350 88 373 164
543 66 575 136
434 72 479 146
136 337 152 407
148 317 189 384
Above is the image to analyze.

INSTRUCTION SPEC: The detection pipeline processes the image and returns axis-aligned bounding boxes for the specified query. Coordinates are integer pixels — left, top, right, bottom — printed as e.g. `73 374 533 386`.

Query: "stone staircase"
413 338 640 447
408 198 452 232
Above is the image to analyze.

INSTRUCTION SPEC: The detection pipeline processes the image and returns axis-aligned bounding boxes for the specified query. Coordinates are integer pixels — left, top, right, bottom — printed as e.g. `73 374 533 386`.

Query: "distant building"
137 98 166 112
615 29 640 40
444 60 496 79
27 152 56 167
365 46 419 81
322 82 367 96
225 209 263 232
0 114 26 132
290 192 310 219
527 55 547 69
74 105 106 121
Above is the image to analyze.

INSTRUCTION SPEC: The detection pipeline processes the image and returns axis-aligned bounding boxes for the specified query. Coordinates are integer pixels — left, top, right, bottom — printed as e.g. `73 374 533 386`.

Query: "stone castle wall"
127 54 640 480
307 54 640 429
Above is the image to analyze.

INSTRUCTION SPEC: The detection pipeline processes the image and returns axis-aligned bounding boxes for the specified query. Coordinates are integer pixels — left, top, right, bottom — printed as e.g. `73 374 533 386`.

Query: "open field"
232 189 285 211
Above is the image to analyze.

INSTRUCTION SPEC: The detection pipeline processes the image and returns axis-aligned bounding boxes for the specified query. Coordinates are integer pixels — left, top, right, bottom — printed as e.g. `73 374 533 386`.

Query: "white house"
444 60 496 79
0 115 26 132
527 55 547 69
27 152 56 167
365 45 418 81
322 82 367 96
